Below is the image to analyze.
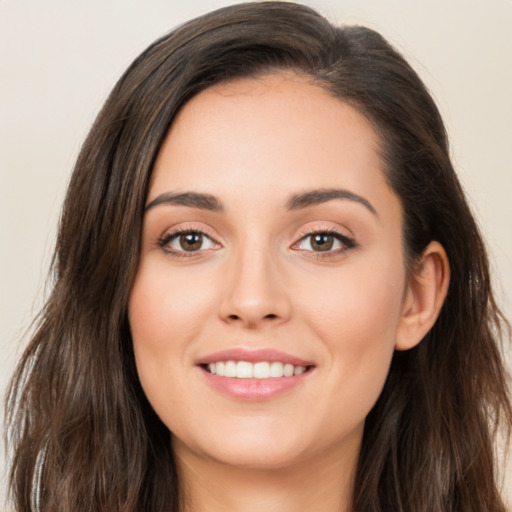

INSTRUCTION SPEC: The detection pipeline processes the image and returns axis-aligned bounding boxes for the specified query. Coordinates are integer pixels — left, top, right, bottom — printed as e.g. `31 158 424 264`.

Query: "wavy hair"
5 2 511 511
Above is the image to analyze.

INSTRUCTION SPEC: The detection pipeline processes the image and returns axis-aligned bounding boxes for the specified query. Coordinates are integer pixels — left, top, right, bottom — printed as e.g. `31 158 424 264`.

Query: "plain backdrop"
1 0 511 508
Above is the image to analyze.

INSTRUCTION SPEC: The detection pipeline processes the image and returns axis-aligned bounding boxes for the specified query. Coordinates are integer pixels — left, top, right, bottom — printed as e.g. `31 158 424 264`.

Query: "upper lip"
196 348 314 367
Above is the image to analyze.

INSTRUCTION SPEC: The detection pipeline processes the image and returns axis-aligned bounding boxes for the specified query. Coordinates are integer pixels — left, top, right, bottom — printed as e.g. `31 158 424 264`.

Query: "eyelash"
157 227 219 258
292 228 357 259
157 226 356 259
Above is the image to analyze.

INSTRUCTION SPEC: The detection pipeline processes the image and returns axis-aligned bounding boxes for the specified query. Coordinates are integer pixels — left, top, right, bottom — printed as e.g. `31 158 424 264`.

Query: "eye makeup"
155 222 358 262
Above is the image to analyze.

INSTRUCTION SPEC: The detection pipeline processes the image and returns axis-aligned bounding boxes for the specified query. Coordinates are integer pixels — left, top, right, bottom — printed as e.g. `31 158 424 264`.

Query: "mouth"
201 360 313 379
196 348 315 399
196 347 315 378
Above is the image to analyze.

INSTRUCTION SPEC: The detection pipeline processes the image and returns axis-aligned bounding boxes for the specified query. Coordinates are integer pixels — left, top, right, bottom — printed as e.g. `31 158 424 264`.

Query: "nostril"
226 313 278 322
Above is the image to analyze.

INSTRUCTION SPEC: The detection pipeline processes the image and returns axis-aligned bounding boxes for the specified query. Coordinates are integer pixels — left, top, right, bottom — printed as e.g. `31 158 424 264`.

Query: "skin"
129 73 449 512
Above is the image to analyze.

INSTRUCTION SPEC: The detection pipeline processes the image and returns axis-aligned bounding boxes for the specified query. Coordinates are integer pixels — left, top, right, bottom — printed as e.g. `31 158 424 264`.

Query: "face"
129 73 408 471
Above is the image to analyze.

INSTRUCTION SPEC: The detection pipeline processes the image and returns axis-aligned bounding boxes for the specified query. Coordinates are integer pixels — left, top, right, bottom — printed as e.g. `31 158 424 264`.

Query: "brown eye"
295 231 355 254
159 230 218 254
310 234 334 251
179 232 203 251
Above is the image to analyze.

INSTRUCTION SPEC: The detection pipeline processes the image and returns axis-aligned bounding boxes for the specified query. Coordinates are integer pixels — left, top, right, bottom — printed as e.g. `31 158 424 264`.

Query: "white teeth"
253 362 270 379
237 361 253 378
225 360 237 377
270 361 284 377
284 363 294 377
206 360 308 379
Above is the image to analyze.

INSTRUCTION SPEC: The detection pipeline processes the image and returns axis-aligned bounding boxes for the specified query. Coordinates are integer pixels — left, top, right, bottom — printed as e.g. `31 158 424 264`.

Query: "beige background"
1 0 511 508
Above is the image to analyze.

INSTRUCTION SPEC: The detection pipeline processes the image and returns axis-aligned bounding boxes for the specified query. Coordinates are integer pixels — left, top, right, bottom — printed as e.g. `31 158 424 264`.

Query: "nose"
218 244 292 329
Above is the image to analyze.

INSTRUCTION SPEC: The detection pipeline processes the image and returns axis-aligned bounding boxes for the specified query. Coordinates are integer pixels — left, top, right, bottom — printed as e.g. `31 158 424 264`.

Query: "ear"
395 241 450 351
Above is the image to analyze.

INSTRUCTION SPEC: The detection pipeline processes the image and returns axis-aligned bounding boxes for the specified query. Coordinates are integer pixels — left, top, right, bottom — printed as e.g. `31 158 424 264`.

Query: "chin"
205 445 306 470
173 422 312 470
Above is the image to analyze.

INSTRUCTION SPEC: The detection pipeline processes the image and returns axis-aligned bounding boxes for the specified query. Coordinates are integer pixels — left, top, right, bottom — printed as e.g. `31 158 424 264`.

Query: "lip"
200 368 312 401
196 348 315 401
196 348 314 367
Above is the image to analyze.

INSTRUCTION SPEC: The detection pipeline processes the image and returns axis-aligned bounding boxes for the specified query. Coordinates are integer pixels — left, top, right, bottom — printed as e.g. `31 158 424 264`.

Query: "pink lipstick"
196 348 315 401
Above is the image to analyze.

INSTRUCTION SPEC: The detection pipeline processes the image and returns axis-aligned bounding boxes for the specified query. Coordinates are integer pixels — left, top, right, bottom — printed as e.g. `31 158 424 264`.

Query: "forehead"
149 73 398 221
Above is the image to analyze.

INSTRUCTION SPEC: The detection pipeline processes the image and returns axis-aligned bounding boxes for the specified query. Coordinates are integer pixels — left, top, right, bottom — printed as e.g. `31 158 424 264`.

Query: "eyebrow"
145 192 223 212
287 188 377 216
144 187 377 216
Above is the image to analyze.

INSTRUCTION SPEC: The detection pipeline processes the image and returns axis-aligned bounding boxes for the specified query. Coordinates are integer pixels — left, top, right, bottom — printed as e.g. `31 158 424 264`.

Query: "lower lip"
200 367 312 401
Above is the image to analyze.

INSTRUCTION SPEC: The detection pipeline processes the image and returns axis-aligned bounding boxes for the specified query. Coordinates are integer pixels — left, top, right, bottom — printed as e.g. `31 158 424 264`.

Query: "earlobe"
395 241 450 351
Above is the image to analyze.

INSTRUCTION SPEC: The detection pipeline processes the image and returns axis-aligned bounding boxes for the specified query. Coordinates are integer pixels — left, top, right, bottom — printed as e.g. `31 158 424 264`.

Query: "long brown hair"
5 2 511 511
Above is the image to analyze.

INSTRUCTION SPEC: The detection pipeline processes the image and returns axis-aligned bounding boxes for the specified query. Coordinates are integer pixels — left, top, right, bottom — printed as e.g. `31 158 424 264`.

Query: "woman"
5 2 511 511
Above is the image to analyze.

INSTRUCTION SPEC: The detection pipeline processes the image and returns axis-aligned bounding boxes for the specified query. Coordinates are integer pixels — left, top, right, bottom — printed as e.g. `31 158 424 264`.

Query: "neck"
174 436 359 512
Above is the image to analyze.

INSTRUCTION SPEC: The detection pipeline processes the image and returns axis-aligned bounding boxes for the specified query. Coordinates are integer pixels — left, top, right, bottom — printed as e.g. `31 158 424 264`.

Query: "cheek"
128 262 214 413
304 256 405 344
298 256 405 413
129 260 213 351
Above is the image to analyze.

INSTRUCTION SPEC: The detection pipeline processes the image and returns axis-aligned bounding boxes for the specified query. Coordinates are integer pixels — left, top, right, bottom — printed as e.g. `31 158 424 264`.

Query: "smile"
206 361 308 379
197 349 315 400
